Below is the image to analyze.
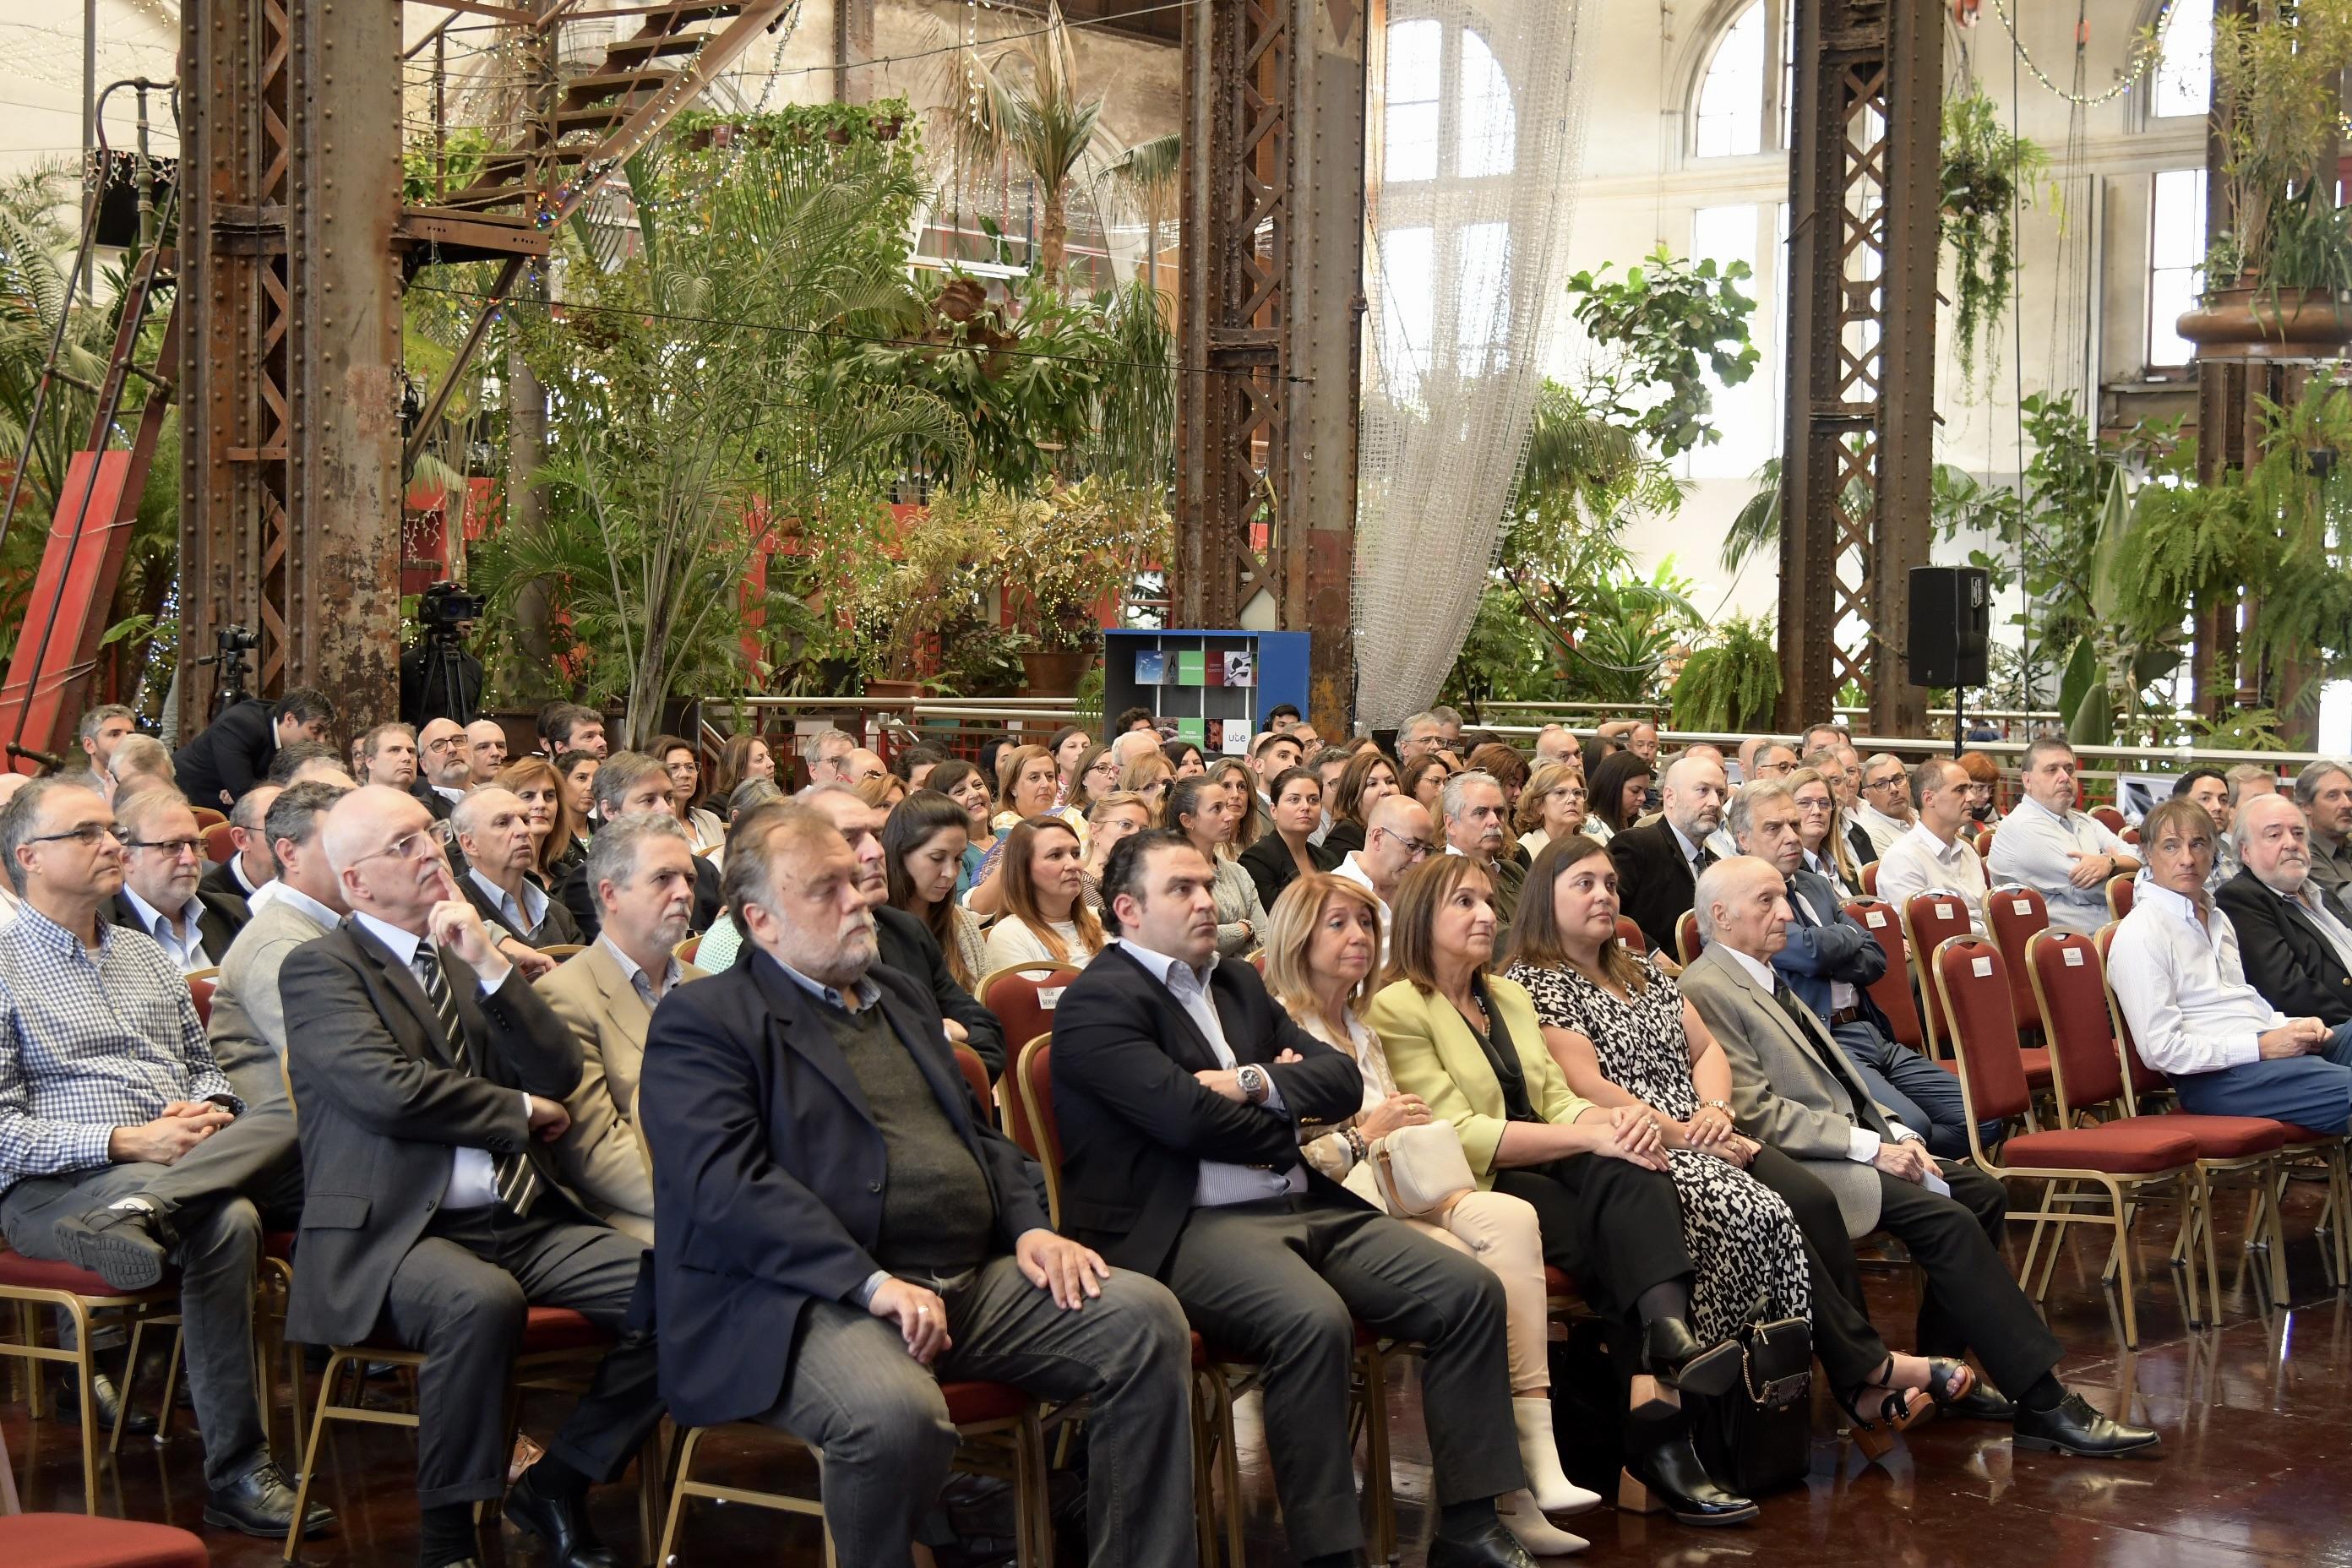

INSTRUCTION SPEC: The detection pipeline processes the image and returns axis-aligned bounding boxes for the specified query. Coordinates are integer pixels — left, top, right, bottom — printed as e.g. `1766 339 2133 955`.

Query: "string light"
1988 0 2168 107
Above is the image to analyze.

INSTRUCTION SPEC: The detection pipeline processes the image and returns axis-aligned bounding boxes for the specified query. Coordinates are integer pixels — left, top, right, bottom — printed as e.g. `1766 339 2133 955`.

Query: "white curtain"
1353 0 1592 727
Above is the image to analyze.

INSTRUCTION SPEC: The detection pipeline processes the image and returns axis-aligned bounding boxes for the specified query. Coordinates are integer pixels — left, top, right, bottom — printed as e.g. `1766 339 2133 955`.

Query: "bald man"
413 718 472 822
1608 753 1730 954
1334 794 1436 967
464 721 509 785
203 783 280 906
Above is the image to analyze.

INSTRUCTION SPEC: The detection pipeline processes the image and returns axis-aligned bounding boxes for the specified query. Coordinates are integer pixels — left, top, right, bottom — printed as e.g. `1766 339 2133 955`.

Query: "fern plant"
1670 614 1783 732
1939 87 2046 384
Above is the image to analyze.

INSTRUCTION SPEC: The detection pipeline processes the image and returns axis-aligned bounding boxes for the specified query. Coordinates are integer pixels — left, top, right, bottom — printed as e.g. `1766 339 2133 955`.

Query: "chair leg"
2109 1184 2139 1351
1216 1372 1244 1568
152 1319 186 1448
2201 1169 2227 1326
655 1426 705 1568
286 1352 345 1562
1357 1345 1396 1567
67 1299 100 1515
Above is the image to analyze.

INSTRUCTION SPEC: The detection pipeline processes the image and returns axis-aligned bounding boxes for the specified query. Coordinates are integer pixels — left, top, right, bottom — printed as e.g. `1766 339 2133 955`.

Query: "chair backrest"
201 821 237 865
191 806 227 831
1614 914 1647 954
2091 805 2127 834
1931 935 2034 1124
539 943 587 959
2025 928 2126 1119
187 968 220 1030
1247 950 1268 974
2106 874 2137 923
1843 897 1923 1050
1859 861 1880 896
2092 921 2166 1101
980 963 1083 1066
1013 1034 1065 1227
1674 907 1703 966
1984 884 2051 1029
673 935 700 966
2122 825 2142 847
952 1041 994 1127
1903 891 1976 1054
1975 826 1996 859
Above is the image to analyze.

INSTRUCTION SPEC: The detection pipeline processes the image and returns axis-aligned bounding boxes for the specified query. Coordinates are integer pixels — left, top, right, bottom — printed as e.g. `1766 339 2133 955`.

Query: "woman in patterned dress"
1503 834 1974 1453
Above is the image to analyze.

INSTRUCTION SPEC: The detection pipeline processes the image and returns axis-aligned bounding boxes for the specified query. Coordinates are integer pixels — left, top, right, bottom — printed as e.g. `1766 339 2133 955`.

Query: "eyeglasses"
1086 761 1122 780
1382 831 1436 858
1865 776 1905 792
26 822 119 848
123 836 202 858
351 825 452 868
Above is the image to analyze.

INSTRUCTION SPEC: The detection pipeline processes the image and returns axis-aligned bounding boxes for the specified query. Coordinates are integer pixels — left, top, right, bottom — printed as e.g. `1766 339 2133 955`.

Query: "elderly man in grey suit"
537 814 705 1243
206 781 351 1112
1679 856 2158 1459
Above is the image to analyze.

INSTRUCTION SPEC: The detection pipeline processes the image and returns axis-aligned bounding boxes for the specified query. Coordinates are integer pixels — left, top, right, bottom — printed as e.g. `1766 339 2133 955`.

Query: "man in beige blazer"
1679 856 2158 1458
537 813 705 1242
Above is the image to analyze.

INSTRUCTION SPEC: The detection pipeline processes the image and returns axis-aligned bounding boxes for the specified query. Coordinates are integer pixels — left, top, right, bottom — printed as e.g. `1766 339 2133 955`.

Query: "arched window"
1380 17 1517 184
1691 0 1793 159
1458 30 1516 177
2152 0 2212 118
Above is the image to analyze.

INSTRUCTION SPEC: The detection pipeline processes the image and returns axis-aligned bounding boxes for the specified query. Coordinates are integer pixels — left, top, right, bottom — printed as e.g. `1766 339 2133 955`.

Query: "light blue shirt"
469 868 550 943
120 885 215 973
1985 795 2129 934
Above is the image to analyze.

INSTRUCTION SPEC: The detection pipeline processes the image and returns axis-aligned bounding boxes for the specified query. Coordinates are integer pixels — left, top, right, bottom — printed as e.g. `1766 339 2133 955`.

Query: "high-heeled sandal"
1921 1357 1978 1411
1837 1355 1957 1460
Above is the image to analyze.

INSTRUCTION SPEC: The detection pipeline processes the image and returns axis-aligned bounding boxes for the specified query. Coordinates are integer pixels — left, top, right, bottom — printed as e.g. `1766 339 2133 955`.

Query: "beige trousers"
1403 1189 1549 1393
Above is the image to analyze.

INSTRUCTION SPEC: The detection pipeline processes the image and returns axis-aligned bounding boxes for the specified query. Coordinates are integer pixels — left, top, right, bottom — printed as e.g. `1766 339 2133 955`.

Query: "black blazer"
1048 944 1369 1278
106 886 248 964
1236 833 1342 914
1775 865 1893 1032
558 847 721 940
276 918 591 1347
410 781 458 824
1608 819 1704 956
1321 819 1366 858
638 952 1048 1429
1844 819 1878 873
460 873 584 951
174 700 275 808
2216 867 2352 1024
874 903 1005 1075
199 858 259 908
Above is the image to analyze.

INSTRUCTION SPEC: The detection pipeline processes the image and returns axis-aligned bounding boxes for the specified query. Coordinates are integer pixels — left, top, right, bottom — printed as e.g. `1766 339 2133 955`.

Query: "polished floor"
9 1180 2352 1567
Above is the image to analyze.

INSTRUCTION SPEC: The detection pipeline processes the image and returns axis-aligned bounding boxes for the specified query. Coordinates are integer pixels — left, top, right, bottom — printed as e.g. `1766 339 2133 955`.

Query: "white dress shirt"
1986 796 2131 934
1875 822 1990 934
352 910 523 1209
121 885 215 972
249 879 338 929
1718 942 1920 1164
1114 938 1303 1205
2107 883 2287 1076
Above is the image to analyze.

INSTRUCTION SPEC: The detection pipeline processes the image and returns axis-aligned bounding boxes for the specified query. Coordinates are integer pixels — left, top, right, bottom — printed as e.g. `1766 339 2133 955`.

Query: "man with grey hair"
413 716 474 821
2218 791 2352 1025
2227 763 2280 810
1749 741 1799 782
558 751 722 942
0 773 326 1536
455 787 582 952
1396 710 1445 762
1430 705 1466 750
104 787 247 971
103 732 175 803
640 802 1197 1568
1853 753 1916 858
1440 769 1524 924
800 727 859 787
76 704 137 774
1109 727 1162 771
206 781 351 1110
1609 750 1730 954
540 813 705 1244
2294 760 2352 920
203 781 280 906
1533 724 1577 766
1989 737 2140 934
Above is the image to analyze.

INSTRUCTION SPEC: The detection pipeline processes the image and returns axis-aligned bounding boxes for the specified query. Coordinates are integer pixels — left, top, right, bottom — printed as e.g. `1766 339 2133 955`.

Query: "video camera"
419 580 486 638
193 623 259 716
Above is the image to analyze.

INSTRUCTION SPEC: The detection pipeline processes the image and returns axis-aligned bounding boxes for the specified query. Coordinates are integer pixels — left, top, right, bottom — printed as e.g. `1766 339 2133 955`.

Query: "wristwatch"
1238 1064 1271 1105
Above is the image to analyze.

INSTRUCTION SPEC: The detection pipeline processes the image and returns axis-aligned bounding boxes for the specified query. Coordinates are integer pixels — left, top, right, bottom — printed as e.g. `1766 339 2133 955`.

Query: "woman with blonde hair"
854 772 906 812
1116 752 1176 823
1063 743 1124 819
493 756 583 882
1207 755 1269 850
968 743 1077 917
1787 765 1861 896
983 816 1107 972
1264 874 1597 1554
1080 790 1153 911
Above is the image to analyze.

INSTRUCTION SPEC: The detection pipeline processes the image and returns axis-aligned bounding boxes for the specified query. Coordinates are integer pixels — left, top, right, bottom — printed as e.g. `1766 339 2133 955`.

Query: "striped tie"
416 945 541 1215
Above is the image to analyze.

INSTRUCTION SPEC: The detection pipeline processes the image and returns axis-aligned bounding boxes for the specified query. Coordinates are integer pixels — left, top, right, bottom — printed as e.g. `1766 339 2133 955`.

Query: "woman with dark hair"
1467 743 1532 817
1239 765 1342 910
494 756 582 883
649 732 724 852
709 732 775 818
553 749 600 863
982 816 1106 972
895 743 948 790
1324 748 1401 858
1398 753 1453 814
1063 743 1124 819
928 759 995 895
1169 772 1269 957
1161 738 1208 779
884 788 987 989
1048 724 1093 807
1587 751 1656 843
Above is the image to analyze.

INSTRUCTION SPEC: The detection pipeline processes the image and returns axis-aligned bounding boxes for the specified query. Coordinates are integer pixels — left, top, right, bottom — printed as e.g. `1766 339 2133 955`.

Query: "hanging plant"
1939 86 2047 385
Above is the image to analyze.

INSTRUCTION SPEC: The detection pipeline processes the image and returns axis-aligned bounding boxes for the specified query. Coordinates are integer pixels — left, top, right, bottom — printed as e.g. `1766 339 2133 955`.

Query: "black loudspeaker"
1908 565 1990 688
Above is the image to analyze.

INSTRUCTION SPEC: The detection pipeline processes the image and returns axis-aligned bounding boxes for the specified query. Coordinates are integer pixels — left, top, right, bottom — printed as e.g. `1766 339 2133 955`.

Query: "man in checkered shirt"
0 773 329 1541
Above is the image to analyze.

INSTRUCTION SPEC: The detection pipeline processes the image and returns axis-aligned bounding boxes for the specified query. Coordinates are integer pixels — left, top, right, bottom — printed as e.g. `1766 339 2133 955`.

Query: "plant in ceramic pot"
982 476 1171 693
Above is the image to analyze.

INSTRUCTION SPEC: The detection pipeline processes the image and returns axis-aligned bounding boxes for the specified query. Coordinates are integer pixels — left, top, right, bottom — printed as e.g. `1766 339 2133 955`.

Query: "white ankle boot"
1499 1489 1590 1556
1516 1396 1603 1515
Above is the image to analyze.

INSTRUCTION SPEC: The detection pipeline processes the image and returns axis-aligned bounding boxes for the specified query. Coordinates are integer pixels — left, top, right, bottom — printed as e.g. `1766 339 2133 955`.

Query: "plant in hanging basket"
1938 86 2046 384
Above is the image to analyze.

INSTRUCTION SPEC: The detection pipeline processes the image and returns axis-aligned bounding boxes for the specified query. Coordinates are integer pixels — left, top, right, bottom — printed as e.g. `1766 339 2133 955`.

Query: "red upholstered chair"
980 964 1083 1081
1974 826 1996 859
1983 885 2051 1032
2106 874 2137 923
3 1418 207 1566
1859 862 1880 897
2091 805 2128 834
672 935 700 966
1614 915 1647 954
1932 935 2201 1348
1902 892 1978 1058
952 1041 995 1129
1843 898 1924 1053
1674 908 1703 966
0 1250 175 1513
200 821 237 865
189 807 226 833
185 969 219 1030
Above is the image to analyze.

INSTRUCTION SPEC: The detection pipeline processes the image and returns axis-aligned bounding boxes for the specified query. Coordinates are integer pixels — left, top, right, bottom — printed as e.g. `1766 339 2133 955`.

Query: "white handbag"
1370 1120 1477 1218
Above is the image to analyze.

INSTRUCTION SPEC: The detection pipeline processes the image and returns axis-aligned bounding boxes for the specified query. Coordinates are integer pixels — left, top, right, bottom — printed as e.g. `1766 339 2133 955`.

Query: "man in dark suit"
175 686 336 809
202 784 280 906
639 801 1195 1568
2218 792 2352 1024
1051 830 1533 1568
1608 753 1729 956
105 787 247 972
557 754 720 939
278 786 663 1568
1729 779 1979 1157
802 783 1006 1074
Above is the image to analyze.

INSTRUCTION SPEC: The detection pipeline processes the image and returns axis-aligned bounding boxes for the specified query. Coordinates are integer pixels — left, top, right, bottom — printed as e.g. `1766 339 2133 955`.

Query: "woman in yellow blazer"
1365 854 1763 1528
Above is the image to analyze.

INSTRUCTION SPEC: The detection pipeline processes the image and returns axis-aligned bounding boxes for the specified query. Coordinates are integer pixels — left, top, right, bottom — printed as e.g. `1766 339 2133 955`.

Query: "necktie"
416 945 542 1215
1771 975 1866 1125
1691 843 1714 879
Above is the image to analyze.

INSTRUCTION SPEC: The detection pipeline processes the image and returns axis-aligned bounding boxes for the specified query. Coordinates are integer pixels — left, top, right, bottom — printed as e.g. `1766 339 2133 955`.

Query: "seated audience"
412 718 474 820
1400 753 1454 817
455 787 583 956
1081 790 1154 911
175 684 336 808
106 787 247 971
2296 760 2352 920
1396 710 1446 762
928 758 996 895
76 703 138 775
2227 762 2279 817
1788 766 1861 898
2112 798 2352 1133
1498 837 1962 1460
558 751 721 939
1443 770 1527 926
1874 758 1992 934
464 720 508 783
651 734 723 852
1063 743 1124 820
709 732 775 814
884 789 988 990
1211 756 1271 849
800 727 859 787
1308 745 1354 844
357 721 419 792
895 743 947 790
1746 742 1799 782
496 755 585 884
266 739 352 789
1955 750 2005 825
983 816 1108 975
968 743 1065 906
1335 794 1437 962
1108 727 1165 775
1467 743 1531 819
1730 780 1979 1157
538 704 607 761
204 782 280 903
1852 754 1916 858
1240 765 1342 911
1054 830 1543 1567
1829 746 1876 868
1048 725 1093 806
1116 751 1176 819
1168 774 1270 959
1514 762 1587 865
279 785 665 1568
555 749 602 846
836 749 890 791
640 802 1195 1568
1609 753 1729 956
2217 792 2352 1025
2175 768 2238 887
1162 738 1209 779
539 813 704 1244
1115 704 1160 735
105 732 177 801
205 781 349 1112
1680 856 2159 1457
1585 751 1653 847
1533 724 1578 767
1324 747 1401 859
1268 873 1596 1555
1986 738 2140 934
1367 852 1761 1527
0 775 324 1538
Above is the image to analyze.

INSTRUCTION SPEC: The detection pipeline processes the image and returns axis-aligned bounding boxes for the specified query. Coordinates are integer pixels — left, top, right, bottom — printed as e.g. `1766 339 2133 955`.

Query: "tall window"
1692 0 1792 159
2148 168 2208 368
1385 19 1444 182
2152 0 2212 119
1688 204 1770 476
1381 17 1517 185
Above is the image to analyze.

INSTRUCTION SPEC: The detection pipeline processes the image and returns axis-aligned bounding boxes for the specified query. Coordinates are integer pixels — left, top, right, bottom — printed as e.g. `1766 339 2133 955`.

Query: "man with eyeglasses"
278 786 664 1568
1853 753 1918 859
104 787 248 973
413 718 476 823
1334 794 1435 967
0 775 327 1539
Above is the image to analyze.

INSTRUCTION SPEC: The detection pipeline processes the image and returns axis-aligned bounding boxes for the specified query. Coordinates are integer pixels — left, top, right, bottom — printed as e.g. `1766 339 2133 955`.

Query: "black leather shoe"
1642 1316 1742 1398
1427 1519 1538 1568
1941 1377 2016 1422
52 1205 172 1292
204 1460 336 1538
49 1369 155 1437
504 1463 618 1568
1625 1430 1760 1527
2013 1392 2160 1457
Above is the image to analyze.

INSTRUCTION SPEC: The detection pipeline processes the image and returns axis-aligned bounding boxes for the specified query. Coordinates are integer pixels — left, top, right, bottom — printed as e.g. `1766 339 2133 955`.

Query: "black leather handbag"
1691 1312 1813 1495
